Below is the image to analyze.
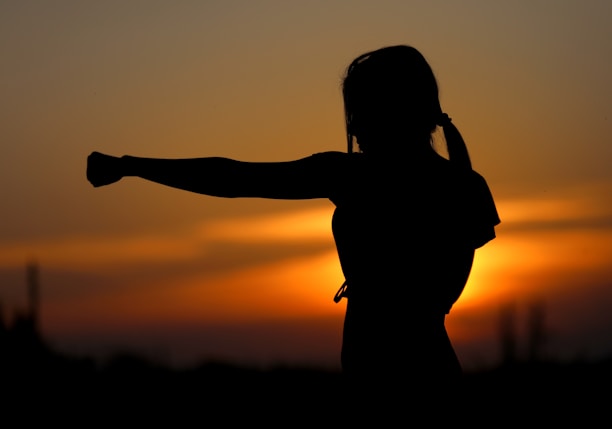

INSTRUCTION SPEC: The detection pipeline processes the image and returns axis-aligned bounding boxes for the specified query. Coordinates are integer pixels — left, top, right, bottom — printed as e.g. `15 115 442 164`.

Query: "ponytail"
438 113 472 170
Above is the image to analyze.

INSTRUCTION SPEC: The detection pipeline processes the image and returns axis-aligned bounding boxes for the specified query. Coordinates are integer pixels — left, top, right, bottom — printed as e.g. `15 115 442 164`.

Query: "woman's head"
342 45 441 153
342 45 471 168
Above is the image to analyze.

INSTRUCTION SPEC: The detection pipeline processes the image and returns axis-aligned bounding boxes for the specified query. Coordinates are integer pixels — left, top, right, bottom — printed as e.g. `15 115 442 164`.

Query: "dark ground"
2 344 610 426
1 317 609 426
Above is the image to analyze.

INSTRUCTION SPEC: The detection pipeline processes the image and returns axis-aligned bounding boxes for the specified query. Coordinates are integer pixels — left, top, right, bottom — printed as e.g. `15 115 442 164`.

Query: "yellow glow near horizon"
445 189 612 310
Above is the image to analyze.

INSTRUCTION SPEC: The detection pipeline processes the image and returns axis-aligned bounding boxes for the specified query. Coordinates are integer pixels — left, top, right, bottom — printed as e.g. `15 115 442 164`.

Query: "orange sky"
1 1 611 371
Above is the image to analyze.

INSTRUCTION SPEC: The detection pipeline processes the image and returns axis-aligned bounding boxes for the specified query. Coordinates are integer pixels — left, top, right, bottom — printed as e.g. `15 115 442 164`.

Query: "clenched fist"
86 151 123 187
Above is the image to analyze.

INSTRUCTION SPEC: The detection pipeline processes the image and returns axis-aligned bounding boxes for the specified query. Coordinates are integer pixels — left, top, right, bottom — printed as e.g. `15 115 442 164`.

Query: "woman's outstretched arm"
86 151 344 200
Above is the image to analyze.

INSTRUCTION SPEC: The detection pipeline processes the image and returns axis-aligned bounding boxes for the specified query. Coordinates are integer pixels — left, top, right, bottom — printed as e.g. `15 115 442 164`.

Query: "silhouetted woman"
87 45 500 388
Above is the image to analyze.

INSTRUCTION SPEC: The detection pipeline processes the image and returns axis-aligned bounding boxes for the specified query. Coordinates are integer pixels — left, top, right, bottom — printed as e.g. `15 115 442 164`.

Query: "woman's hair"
342 45 472 169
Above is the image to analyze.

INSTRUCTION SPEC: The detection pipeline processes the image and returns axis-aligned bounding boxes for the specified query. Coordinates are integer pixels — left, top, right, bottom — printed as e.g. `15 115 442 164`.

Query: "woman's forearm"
121 156 249 197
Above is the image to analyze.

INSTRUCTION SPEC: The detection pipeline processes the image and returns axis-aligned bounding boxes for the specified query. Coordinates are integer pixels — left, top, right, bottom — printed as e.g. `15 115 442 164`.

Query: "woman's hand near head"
87 151 124 187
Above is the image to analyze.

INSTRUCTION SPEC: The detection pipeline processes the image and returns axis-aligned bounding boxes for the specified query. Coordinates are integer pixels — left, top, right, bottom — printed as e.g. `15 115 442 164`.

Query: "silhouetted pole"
26 260 39 332
499 302 518 367
526 301 547 363
0 299 5 333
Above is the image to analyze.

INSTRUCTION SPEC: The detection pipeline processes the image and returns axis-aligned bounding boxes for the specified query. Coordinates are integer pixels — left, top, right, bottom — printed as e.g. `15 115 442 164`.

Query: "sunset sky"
1 1 611 371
